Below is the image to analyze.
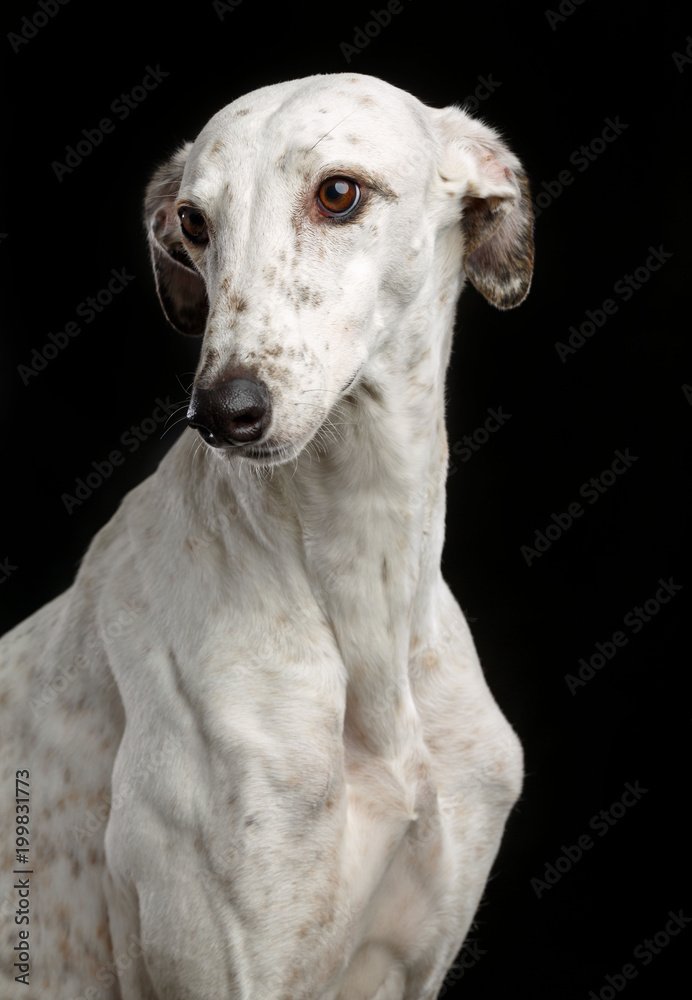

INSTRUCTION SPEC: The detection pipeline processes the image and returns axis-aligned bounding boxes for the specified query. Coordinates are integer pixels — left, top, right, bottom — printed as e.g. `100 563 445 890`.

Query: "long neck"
176 262 463 762
288 361 450 759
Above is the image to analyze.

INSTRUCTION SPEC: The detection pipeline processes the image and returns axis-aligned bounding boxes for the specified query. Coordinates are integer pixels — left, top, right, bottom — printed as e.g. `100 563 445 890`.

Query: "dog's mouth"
225 440 299 467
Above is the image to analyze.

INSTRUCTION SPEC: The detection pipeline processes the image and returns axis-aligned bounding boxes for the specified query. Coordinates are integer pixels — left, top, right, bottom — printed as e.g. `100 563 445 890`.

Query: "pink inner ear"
153 208 169 240
474 150 516 191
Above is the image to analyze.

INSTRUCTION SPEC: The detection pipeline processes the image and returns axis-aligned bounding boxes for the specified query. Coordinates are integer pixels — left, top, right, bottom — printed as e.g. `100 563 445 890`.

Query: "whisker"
160 413 192 440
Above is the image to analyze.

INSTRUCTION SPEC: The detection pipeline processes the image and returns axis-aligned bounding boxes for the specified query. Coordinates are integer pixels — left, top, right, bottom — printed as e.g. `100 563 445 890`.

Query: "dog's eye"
178 207 209 244
317 178 360 218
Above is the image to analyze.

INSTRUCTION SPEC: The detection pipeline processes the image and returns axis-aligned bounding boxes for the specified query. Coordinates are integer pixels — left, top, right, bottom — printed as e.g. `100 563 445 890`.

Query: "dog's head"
144 73 533 465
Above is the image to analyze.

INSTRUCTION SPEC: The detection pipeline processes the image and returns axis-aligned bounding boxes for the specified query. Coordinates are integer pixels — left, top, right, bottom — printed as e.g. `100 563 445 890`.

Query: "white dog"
0 73 532 999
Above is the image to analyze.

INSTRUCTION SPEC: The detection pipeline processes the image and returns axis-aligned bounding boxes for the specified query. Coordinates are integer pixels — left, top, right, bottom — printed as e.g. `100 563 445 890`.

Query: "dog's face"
145 73 533 465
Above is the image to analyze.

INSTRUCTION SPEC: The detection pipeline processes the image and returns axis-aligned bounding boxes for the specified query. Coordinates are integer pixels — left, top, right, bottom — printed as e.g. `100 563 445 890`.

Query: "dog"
0 72 533 999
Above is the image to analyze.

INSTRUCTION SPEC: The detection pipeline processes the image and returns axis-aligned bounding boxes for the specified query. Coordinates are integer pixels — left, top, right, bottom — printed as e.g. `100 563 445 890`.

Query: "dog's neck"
178 283 461 761
291 366 450 761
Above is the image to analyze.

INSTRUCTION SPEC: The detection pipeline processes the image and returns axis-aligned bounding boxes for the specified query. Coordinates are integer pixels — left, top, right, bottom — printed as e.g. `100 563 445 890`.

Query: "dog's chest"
70 470 495 998
195 644 457 986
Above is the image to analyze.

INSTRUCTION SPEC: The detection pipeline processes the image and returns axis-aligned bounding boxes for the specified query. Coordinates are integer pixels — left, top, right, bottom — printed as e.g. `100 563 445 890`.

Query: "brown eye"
178 207 209 244
317 178 360 218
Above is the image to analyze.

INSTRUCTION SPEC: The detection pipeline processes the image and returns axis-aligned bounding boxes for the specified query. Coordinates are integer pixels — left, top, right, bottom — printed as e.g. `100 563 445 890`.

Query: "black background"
1 0 690 996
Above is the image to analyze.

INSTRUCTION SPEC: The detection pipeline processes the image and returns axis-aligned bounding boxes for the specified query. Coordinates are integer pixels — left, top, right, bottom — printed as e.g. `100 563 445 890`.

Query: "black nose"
187 376 271 448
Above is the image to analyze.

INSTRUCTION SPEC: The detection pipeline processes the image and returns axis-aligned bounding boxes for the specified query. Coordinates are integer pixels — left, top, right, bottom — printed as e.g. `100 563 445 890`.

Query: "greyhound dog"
0 72 532 999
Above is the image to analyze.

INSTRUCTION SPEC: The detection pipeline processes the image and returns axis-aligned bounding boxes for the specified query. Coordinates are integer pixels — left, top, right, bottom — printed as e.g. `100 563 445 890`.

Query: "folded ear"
143 143 208 336
434 106 534 309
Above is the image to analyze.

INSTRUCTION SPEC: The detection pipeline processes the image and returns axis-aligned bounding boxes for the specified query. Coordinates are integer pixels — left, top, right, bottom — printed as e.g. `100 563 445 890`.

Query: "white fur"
0 73 532 999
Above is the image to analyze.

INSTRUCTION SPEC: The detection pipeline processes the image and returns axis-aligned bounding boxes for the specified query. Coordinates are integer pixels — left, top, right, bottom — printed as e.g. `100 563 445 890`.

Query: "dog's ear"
434 106 534 310
144 143 208 336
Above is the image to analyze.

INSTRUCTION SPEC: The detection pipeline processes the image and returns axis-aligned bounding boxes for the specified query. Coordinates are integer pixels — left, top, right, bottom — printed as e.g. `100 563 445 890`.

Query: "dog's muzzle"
187 376 272 448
